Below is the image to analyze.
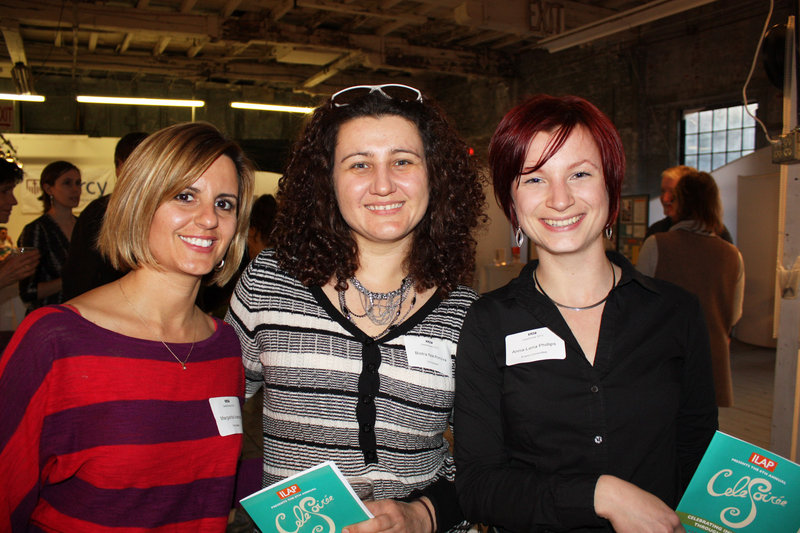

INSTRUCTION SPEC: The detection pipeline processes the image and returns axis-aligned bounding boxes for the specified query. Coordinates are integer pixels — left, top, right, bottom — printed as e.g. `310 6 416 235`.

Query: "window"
683 103 757 171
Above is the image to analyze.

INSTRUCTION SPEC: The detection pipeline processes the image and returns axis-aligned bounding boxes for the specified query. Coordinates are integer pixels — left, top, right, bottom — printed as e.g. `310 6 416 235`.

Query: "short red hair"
489 94 625 230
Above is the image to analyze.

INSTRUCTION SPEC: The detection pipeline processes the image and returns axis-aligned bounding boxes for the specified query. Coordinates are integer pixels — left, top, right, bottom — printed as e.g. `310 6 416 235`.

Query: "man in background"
61 132 148 300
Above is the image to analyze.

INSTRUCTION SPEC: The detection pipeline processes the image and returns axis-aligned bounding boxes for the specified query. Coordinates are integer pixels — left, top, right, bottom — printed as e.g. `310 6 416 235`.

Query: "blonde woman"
0 121 254 532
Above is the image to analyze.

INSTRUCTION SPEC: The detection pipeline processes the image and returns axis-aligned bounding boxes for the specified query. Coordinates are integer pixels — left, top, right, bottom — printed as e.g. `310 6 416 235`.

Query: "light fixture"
231 102 314 114
537 0 719 53
76 96 205 107
0 93 45 102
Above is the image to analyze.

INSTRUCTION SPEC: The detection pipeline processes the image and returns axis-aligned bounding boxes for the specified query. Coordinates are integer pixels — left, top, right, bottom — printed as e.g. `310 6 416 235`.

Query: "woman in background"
0 121 254 532
637 170 744 407
227 84 485 533
17 160 81 309
454 94 717 532
0 159 40 348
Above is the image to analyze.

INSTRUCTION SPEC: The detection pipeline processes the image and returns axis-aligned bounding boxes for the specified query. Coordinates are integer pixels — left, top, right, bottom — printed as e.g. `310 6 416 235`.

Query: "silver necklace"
345 276 414 325
118 279 197 370
533 262 616 311
339 276 416 338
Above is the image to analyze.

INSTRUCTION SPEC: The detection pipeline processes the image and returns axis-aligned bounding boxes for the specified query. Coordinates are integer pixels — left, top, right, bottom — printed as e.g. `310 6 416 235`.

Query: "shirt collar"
607 249 660 294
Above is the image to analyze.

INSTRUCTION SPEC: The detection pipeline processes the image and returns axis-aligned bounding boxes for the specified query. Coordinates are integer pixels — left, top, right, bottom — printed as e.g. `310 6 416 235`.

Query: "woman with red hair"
454 94 718 532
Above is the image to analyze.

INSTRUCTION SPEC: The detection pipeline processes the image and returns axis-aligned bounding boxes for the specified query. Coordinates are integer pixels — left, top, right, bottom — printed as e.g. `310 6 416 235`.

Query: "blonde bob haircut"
98 121 255 286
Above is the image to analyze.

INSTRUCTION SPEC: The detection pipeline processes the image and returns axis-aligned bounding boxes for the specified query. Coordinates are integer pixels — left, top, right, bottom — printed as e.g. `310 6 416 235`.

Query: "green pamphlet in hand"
240 461 373 533
677 431 800 532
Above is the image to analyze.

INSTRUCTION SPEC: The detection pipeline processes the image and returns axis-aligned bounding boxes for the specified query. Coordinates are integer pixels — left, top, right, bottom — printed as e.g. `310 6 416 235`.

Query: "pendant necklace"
533 261 616 312
119 279 196 370
339 276 416 338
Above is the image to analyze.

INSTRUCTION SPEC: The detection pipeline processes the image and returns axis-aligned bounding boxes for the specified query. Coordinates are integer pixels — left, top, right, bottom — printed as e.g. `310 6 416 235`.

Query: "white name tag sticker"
404 336 452 376
208 396 243 436
505 327 566 366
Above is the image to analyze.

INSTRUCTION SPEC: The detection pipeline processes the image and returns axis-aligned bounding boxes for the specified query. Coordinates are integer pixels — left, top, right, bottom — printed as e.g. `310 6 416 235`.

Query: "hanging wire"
742 0 777 144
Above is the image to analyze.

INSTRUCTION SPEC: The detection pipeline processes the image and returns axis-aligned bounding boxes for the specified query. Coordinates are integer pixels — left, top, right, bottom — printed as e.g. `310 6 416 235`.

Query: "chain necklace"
339 276 416 339
118 279 197 370
533 262 616 311
346 276 414 325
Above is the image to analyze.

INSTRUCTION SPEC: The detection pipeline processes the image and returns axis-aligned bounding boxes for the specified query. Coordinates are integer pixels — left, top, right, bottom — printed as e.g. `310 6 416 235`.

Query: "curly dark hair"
273 90 486 297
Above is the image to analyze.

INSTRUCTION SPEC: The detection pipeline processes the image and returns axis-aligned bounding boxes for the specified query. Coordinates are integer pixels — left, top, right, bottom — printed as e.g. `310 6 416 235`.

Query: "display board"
616 194 649 265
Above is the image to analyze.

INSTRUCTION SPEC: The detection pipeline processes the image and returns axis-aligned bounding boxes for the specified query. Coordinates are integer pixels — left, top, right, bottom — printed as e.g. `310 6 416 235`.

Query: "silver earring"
515 227 525 247
605 226 613 240
214 259 225 271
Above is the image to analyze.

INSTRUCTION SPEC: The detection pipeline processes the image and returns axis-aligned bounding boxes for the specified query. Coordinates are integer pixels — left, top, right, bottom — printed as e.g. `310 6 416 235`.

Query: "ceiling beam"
538 0 719 52
3 0 221 41
222 0 242 18
0 22 28 65
153 36 170 55
296 0 428 25
302 51 365 88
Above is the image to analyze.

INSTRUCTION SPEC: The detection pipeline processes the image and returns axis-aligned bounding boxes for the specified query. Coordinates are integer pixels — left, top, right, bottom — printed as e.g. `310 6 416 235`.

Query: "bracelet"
418 499 435 533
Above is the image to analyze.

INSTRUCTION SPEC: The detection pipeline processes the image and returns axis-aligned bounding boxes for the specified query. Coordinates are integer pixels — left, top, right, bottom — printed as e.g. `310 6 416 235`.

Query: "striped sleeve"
227 255 268 398
1 307 62 530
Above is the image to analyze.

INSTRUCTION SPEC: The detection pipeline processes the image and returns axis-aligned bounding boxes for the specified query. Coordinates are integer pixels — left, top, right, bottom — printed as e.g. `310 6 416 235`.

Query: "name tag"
208 396 243 436
404 336 452 376
505 327 566 366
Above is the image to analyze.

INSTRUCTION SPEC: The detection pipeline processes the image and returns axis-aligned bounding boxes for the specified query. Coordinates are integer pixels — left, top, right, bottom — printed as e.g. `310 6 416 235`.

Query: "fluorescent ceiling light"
538 0 718 53
0 93 45 102
231 102 314 114
76 96 204 107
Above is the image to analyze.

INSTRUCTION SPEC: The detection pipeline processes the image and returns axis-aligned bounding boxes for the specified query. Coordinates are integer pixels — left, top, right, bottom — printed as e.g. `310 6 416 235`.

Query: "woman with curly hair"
226 84 485 533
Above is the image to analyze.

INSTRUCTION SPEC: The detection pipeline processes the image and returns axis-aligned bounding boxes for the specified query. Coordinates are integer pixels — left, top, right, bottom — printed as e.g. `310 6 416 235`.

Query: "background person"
0 160 39 289
196 193 278 319
61 131 149 300
246 193 277 260
454 94 717 533
17 160 82 309
0 122 255 532
226 84 485 533
637 170 744 407
0 160 40 348
645 164 732 243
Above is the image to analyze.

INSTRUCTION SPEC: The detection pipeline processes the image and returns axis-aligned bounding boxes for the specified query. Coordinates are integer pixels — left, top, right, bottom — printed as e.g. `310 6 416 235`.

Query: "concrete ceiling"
0 0 716 98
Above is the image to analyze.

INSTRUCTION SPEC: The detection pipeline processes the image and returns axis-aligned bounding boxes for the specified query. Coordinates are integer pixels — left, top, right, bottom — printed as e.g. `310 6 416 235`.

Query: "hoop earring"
515 227 525 247
605 226 613 240
214 259 225 271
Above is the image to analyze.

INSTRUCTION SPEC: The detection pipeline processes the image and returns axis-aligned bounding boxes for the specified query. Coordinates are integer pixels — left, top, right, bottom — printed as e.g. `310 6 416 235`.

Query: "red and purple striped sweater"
0 305 244 532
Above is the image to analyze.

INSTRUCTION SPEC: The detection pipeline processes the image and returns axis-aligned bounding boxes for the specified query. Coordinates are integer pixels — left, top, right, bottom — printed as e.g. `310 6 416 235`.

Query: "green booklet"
240 461 373 533
677 431 800 532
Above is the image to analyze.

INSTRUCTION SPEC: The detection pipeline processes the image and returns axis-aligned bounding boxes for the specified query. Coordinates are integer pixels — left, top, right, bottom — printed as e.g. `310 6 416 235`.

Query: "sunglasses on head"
330 84 423 107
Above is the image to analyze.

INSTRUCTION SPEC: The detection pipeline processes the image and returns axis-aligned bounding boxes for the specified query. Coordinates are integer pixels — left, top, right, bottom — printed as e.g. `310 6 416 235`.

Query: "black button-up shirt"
454 251 718 532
